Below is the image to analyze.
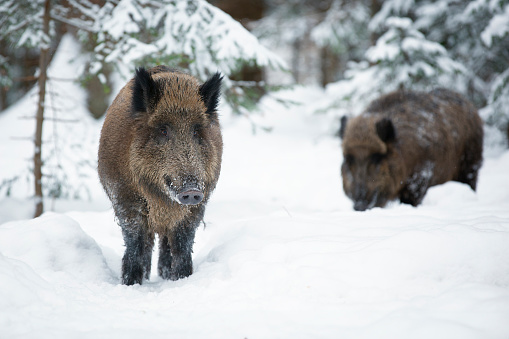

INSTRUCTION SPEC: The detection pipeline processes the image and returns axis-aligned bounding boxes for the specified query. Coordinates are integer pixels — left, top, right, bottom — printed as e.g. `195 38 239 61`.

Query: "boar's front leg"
158 206 204 281
115 201 154 285
399 164 434 207
121 225 154 285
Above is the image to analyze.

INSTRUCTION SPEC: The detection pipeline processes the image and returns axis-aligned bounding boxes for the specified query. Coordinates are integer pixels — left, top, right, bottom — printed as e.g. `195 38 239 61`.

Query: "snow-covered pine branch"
476 1 509 134
481 3 509 47
310 0 370 56
320 15 467 118
86 0 286 114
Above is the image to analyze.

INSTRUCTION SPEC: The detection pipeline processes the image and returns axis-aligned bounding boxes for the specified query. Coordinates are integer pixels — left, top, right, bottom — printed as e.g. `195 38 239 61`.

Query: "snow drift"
1 35 509 339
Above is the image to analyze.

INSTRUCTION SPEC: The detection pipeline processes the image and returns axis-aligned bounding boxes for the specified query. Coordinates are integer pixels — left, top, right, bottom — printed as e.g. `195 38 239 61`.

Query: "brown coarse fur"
340 88 483 211
98 66 223 285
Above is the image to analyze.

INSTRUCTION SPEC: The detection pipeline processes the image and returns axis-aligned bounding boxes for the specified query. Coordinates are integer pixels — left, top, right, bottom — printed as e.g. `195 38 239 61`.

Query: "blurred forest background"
0 0 508 216
2 0 509 124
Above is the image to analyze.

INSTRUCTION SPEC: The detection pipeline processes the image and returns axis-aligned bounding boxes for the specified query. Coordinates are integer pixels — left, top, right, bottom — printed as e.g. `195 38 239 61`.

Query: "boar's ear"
376 118 396 143
132 67 158 116
199 72 223 117
338 116 348 139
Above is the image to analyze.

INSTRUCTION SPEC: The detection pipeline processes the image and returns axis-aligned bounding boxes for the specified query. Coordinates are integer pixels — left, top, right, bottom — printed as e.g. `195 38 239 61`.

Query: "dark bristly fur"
98 66 223 285
340 88 483 211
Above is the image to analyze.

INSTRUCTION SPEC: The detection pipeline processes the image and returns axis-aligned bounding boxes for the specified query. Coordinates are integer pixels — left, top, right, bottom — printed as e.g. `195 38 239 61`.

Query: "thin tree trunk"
320 45 339 87
34 0 51 218
370 0 382 45
292 39 301 83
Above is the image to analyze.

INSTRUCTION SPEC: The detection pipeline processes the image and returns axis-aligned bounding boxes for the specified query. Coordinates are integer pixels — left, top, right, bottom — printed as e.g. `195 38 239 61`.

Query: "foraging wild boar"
98 66 223 285
340 88 483 211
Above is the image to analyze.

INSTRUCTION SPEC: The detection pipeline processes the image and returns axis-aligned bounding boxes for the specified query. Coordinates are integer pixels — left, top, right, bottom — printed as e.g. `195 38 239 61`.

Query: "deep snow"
1 38 509 339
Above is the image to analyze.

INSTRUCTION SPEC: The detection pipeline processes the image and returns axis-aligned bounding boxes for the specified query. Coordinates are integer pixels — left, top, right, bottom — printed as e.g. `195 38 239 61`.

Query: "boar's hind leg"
456 139 483 191
158 224 197 281
158 207 204 281
116 202 154 285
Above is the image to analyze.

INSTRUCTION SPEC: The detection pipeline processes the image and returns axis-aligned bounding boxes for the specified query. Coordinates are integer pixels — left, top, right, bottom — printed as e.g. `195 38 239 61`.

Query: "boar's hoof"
177 189 204 205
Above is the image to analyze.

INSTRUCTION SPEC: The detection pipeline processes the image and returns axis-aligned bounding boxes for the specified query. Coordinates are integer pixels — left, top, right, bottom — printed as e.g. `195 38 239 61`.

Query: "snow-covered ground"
1 39 509 339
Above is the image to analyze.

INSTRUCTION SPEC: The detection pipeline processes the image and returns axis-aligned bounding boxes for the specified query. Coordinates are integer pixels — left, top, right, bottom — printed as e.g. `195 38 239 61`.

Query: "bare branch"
14 75 39 82
10 136 34 141
18 116 80 123
51 13 95 32
47 76 78 82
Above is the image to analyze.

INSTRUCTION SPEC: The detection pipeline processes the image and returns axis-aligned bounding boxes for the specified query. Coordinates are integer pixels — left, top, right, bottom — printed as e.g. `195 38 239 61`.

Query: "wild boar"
98 66 223 285
340 88 483 211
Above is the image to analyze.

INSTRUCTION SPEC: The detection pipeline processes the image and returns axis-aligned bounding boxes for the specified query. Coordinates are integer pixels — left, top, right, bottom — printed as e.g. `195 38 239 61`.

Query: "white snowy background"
1 36 509 339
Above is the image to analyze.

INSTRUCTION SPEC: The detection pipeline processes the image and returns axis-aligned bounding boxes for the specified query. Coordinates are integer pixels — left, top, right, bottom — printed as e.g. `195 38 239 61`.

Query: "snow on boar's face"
341 116 400 211
129 67 223 206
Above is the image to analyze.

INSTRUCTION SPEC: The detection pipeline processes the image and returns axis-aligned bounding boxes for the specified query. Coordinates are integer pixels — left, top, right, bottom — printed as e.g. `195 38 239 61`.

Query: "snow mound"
1 69 509 338
0 213 114 283
423 181 477 206
0 252 59 309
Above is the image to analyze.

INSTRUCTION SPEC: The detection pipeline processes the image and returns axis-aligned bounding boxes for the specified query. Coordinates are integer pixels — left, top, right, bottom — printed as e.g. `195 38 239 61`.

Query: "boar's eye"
370 153 385 164
159 126 169 138
193 124 202 140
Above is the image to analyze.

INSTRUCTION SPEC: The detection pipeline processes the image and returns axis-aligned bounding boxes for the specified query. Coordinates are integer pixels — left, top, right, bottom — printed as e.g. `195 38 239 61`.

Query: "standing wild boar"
340 88 483 211
98 66 223 285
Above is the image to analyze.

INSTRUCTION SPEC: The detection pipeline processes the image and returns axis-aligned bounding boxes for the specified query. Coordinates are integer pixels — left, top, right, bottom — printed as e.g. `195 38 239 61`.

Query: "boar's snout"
351 185 380 211
164 175 205 205
177 189 204 205
353 200 369 211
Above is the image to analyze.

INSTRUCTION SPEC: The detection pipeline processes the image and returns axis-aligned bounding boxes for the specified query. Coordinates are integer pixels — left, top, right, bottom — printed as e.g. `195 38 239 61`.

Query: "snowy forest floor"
1 83 509 338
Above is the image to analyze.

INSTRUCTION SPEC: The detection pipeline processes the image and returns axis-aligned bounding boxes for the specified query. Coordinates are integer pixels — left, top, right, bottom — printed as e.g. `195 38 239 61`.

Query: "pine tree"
317 0 509 148
416 0 509 137
0 0 99 217
83 0 285 115
251 0 362 86
1 0 54 217
475 0 509 135
322 15 465 117
310 0 371 86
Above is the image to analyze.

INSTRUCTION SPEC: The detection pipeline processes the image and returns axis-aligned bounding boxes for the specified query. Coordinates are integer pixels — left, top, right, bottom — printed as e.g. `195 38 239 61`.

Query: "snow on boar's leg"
98 66 223 285
340 88 483 211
